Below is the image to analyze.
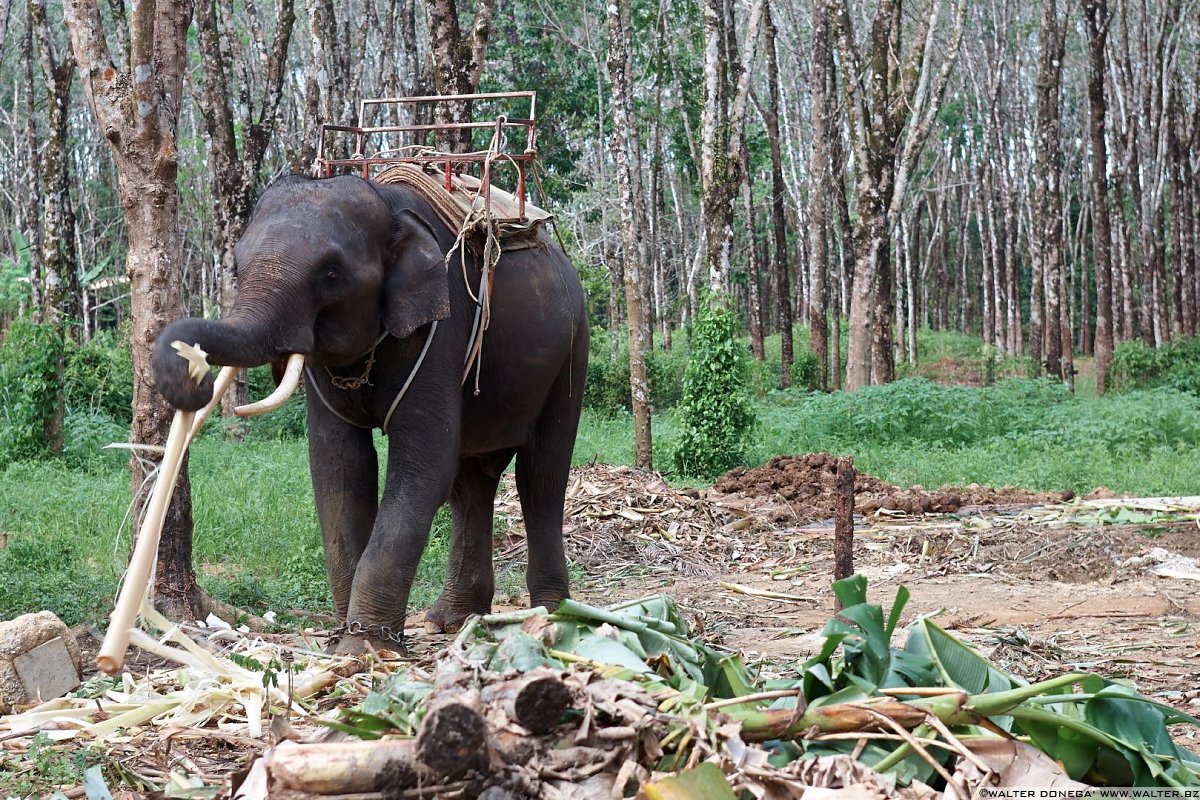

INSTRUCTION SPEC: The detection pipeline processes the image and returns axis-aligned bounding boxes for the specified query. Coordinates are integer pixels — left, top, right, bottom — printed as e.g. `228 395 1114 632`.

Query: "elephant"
152 173 588 652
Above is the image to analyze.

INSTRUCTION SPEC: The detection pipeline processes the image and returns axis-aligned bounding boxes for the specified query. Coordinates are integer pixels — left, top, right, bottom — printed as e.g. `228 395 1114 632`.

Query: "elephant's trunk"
152 316 301 411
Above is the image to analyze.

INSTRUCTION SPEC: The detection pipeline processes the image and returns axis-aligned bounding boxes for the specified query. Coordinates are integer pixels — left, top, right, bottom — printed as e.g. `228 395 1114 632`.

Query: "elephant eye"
323 265 340 283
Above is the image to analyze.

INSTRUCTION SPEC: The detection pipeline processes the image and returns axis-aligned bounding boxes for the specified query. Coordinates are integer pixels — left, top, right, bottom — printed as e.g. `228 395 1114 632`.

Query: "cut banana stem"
97 407 196 675
99 351 234 674
187 365 238 442
235 353 305 417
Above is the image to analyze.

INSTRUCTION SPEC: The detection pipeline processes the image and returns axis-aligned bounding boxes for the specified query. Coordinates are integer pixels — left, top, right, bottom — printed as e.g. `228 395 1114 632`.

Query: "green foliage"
0 228 32 316
576 263 611 329
0 324 135 468
1111 336 1200 395
790 350 822 392
0 459 126 624
0 532 117 625
1110 340 1164 391
583 328 688 416
64 328 133 420
768 376 1200 453
671 300 756 478
62 411 129 469
243 364 307 439
754 377 1200 494
332 581 1200 787
797 577 1200 786
0 733 114 797
0 320 64 463
896 327 1031 384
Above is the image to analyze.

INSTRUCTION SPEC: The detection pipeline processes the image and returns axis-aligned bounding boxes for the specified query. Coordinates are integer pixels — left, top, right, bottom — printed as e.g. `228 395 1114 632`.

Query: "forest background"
1 0 1200 624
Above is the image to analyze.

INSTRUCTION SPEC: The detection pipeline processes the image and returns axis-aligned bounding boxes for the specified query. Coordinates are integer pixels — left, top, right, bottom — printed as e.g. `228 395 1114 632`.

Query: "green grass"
0 435 462 625
735 378 1200 494
4 328 1200 626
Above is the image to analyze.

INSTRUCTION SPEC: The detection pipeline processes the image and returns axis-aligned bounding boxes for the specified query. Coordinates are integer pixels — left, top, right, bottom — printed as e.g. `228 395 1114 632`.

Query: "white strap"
382 321 439 432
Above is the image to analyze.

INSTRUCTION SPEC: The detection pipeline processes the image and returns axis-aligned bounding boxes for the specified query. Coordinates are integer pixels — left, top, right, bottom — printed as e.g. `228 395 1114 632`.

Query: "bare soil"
713 453 1072 518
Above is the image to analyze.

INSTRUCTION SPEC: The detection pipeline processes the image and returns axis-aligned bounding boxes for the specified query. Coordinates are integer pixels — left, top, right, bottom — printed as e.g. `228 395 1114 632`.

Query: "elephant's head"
152 175 451 411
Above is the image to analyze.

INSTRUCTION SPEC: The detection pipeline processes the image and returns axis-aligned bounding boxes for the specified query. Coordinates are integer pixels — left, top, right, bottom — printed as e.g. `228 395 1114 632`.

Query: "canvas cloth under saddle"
374 162 553 252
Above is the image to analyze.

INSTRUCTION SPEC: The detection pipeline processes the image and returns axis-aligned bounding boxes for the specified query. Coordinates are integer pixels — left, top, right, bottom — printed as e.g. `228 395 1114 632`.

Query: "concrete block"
0 611 82 713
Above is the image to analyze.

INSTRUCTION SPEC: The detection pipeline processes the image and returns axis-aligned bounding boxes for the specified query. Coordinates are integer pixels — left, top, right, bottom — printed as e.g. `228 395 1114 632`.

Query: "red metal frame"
315 92 538 221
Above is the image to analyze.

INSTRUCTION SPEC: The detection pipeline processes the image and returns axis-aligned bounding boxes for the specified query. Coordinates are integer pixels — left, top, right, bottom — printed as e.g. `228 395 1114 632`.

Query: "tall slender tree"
63 0 205 620
806 0 831 390
607 0 652 470
1030 0 1068 379
29 0 80 454
760 0 793 388
829 0 966 389
427 0 496 152
700 0 765 295
195 0 295 433
1082 0 1115 393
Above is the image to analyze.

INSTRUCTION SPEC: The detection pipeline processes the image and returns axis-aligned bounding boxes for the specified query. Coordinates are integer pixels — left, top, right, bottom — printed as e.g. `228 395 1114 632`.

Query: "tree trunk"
830 0 966 389
196 0 295 439
700 0 765 296
29 0 79 454
426 0 495 153
21 13 44 321
806 0 830 390
1033 0 1067 380
607 0 652 470
742 159 765 361
763 1 792 387
64 0 206 621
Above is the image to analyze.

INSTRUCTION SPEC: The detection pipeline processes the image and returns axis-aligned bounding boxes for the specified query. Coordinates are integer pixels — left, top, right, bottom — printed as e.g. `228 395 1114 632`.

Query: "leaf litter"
3 455 1200 797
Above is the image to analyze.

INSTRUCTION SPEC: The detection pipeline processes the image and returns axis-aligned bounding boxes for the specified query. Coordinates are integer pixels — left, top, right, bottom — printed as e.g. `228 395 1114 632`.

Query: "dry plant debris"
496 465 754 577
8 582 1196 799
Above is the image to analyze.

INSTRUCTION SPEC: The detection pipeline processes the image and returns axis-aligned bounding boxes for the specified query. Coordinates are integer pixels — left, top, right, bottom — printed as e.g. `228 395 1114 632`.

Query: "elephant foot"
424 595 490 634
327 633 409 656
326 625 408 656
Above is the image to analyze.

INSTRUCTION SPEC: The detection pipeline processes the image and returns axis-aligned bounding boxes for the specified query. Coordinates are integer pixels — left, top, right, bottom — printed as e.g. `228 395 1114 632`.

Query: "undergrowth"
1110 335 1200 395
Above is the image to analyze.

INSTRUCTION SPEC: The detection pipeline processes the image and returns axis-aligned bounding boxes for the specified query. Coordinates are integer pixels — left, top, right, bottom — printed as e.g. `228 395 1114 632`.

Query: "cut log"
267 740 424 793
481 671 573 734
416 684 488 779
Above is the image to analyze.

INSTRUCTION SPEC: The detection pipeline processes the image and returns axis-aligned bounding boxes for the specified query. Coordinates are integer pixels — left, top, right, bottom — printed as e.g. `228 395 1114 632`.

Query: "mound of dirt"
712 453 1070 520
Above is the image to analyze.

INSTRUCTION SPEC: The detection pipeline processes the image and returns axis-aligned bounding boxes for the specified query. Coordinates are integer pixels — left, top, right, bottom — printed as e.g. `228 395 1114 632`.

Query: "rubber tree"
195 0 296 435
829 0 965 390
29 0 80 454
1081 0 1115 393
63 0 207 621
607 0 652 471
427 0 495 153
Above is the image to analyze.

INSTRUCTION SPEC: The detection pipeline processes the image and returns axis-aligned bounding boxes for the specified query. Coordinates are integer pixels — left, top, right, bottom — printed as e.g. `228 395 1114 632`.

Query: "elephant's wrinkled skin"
152 175 588 652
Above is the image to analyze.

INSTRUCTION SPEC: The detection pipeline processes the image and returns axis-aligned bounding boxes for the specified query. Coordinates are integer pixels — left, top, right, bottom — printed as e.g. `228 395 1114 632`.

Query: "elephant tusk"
234 353 305 417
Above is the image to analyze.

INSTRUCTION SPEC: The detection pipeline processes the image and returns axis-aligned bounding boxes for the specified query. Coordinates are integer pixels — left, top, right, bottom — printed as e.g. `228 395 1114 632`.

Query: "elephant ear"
382 208 451 340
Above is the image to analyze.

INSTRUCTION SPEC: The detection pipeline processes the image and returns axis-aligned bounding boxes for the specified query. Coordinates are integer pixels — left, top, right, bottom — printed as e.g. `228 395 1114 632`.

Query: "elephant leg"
515 377 581 611
336 428 458 653
306 385 378 620
425 450 515 633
